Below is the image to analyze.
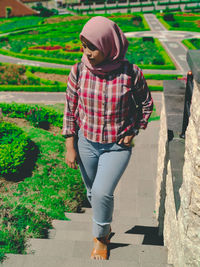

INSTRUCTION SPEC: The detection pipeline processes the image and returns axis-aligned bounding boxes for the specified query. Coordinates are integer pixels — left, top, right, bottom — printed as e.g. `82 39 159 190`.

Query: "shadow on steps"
125 226 163 246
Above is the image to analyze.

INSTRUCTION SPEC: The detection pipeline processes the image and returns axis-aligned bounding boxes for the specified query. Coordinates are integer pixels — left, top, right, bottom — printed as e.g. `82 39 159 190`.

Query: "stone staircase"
1 95 172 267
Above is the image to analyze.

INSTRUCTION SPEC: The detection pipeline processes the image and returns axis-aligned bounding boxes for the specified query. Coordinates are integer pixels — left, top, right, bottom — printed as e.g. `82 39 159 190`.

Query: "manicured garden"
0 14 152 66
156 12 200 32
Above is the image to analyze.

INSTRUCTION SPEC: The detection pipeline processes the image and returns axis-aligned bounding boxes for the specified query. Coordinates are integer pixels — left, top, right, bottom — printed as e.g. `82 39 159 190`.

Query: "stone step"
52 217 158 236
1 254 170 267
51 229 163 246
26 238 168 265
65 211 158 226
49 229 145 245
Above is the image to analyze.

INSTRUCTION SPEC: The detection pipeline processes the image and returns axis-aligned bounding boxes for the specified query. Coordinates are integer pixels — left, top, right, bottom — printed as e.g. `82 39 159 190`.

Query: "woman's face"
81 36 105 66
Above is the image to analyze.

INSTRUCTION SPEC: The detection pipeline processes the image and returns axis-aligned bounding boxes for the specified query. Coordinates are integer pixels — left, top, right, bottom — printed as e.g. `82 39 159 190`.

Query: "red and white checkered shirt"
62 62 153 143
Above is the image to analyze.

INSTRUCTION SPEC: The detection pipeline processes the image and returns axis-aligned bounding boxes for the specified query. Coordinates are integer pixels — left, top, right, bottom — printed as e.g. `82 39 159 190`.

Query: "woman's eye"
88 44 96 51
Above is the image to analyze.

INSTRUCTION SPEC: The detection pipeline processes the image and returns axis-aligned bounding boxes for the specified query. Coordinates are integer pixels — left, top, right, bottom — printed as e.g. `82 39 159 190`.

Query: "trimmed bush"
0 85 66 92
0 103 63 128
163 13 175 21
0 121 32 176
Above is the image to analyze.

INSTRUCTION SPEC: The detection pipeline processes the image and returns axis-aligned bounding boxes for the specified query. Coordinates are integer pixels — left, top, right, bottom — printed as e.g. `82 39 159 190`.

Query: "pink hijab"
80 16 129 76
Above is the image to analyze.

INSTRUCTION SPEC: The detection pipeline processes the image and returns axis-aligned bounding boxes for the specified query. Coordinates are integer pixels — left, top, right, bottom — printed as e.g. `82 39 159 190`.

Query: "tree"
6 7 12 18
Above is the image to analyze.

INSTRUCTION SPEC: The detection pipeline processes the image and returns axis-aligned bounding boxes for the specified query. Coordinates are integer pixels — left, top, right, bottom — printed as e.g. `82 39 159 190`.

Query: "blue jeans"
76 130 132 238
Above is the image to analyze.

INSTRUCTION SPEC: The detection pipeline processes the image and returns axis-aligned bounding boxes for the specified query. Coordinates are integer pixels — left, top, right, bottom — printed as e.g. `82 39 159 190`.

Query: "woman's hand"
118 134 135 147
65 136 78 169
65 147 78 169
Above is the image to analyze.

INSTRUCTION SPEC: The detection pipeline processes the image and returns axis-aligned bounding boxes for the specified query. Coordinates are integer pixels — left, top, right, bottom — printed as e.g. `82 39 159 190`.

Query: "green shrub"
126 37 175 69
163 13 175 21
143 37 154 42
144 73 182 80
0 64 40 85
0 103 63 128
26 70 66 86
29 66 70 75
26 107 50 129
0 121 32 176
0 85 66 92
182 39 198 50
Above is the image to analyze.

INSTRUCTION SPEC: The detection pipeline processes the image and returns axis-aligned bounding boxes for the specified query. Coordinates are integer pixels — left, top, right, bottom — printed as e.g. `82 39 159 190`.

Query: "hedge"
158 0 199 5
144 73 183 80
0 48 75 66
0 85 66 92
148 85 163 91
25 70 66 86
0 121 32 176
28 66 70 75
0 103 63 128
182 39 197 50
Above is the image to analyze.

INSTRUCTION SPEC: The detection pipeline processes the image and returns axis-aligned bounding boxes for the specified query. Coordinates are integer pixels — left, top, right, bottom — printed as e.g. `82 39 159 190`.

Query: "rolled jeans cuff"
92 219 111 238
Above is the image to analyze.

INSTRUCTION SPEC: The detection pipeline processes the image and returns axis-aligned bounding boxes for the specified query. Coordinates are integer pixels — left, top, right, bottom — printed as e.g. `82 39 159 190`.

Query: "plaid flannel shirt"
62 62 153 143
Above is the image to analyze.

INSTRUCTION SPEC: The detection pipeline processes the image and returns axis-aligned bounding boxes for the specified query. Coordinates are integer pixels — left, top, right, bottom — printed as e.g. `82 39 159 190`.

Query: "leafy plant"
26 107 49 129
0 122 33 176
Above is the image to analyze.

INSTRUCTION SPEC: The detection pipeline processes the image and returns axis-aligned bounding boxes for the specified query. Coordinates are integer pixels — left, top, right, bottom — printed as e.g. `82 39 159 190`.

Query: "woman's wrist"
65 136 75 149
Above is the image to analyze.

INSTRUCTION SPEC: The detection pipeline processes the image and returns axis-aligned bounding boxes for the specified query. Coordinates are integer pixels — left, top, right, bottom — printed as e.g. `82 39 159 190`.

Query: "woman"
62 16 153 260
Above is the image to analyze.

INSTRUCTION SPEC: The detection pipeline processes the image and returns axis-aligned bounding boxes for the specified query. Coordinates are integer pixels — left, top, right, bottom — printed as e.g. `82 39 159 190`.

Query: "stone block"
185 118 198 161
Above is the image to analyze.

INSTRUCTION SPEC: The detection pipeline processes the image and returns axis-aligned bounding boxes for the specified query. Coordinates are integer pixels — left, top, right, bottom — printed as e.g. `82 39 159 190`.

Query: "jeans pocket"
116 142 132 150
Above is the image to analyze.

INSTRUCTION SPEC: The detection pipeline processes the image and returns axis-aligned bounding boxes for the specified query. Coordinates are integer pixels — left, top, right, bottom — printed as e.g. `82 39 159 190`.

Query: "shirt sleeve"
133 65 154 130
62 63 79 137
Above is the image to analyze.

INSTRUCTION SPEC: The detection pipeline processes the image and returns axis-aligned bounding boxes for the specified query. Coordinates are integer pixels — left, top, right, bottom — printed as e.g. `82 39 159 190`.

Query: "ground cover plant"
0 104 86 263
156 12 200 32
126 37 175 69
182 38 200 49
0 122 33 177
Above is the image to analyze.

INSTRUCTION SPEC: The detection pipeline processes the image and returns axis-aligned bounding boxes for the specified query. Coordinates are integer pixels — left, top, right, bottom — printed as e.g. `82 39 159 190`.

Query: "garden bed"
182 38 200 49
0 14 152 67
156 12 200 32
126 37 175 70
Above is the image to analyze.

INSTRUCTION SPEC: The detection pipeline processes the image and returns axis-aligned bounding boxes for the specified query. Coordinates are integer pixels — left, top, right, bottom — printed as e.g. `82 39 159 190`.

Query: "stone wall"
156 50 200 267
177 78 200 267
